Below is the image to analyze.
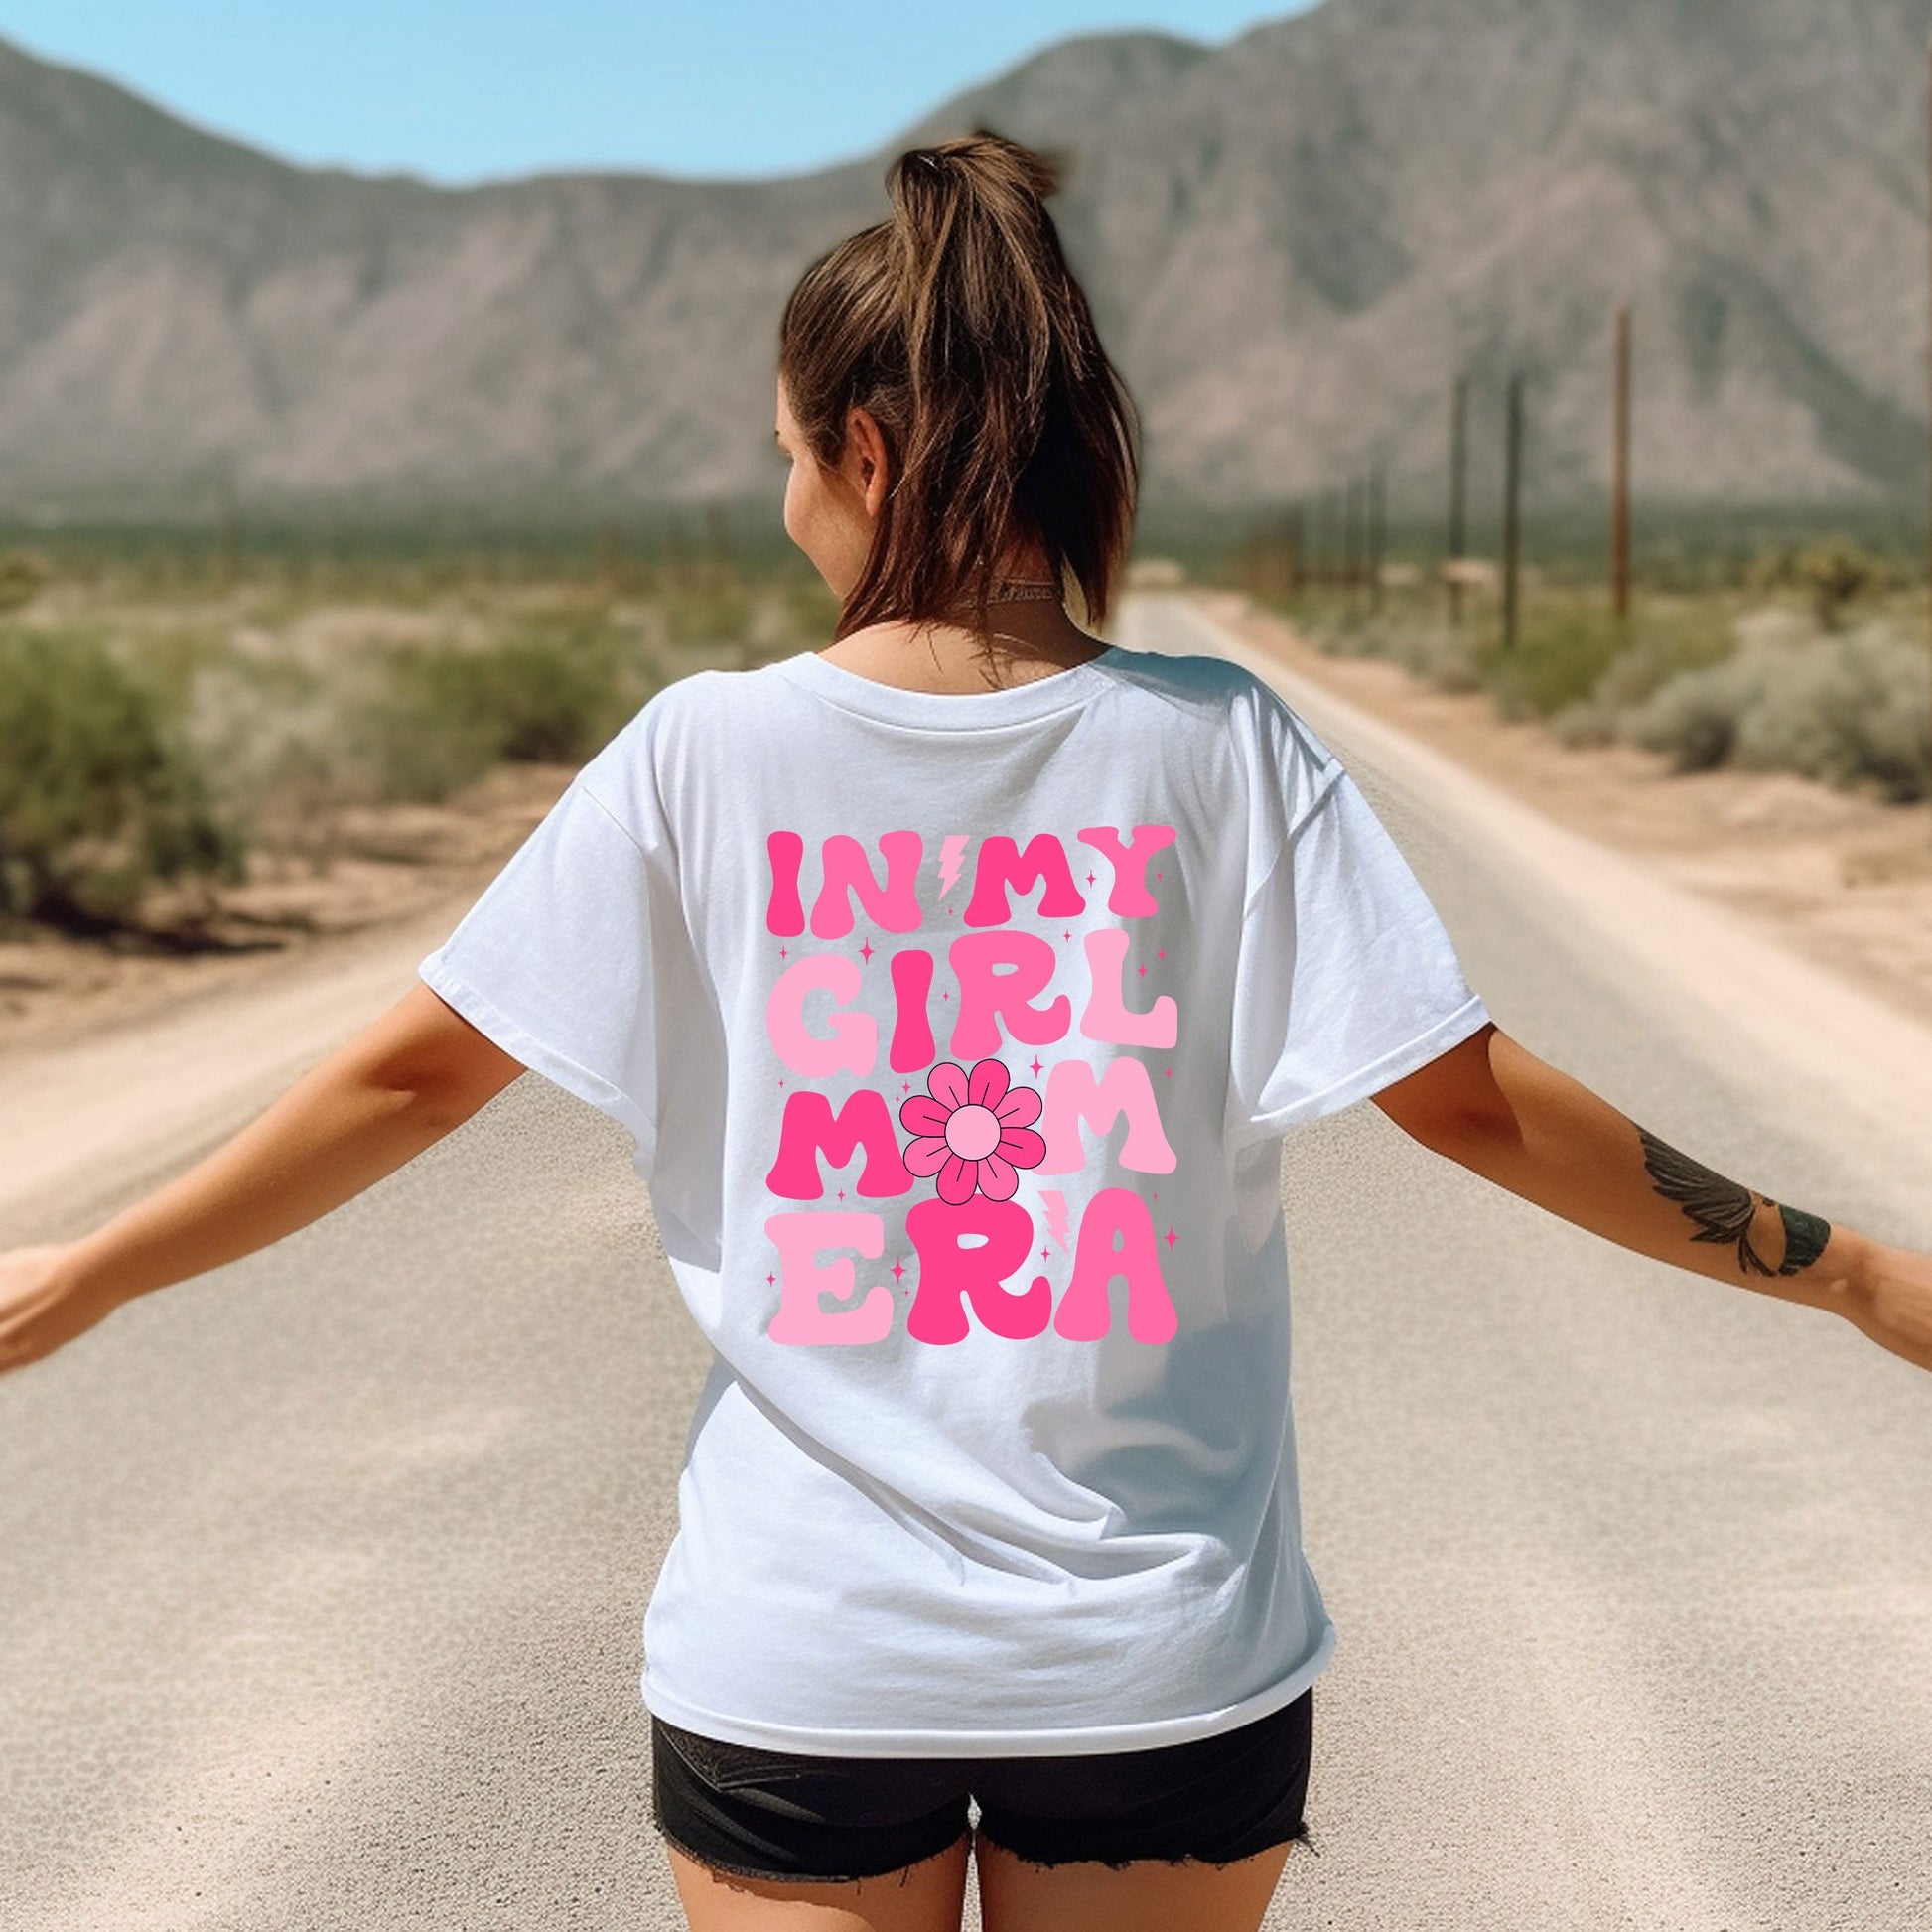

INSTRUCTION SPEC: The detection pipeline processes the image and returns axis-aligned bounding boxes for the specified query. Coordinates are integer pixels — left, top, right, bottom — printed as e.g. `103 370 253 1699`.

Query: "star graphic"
1040 1247 1049 1261
891 1258 906 1283
1164 1066 1173 1078
765 1272 775 1285
1063 929 1071 940
1165 1226 1177 1249
836 1188 846 1201
1085 871 1096 886
1029 1055 1043 1077
1158 948 1167 960
1155 871 1163 880
859 939 874 962
1137 963 1147 977
778 945 787 958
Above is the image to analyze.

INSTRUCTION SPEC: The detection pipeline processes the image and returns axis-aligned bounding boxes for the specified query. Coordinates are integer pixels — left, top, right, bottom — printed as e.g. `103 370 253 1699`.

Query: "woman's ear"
843 405 892 516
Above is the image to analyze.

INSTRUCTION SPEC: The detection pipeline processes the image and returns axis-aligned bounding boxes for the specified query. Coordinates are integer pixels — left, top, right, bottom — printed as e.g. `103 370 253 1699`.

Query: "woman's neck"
816 600 1110 696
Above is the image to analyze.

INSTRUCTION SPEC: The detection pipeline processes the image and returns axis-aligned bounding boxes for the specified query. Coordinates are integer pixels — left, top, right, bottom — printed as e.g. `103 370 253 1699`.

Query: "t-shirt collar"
774 645 1124 731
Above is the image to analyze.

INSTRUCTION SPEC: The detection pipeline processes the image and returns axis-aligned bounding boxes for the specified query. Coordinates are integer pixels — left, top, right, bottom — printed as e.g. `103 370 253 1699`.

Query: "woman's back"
417 636 1490 1753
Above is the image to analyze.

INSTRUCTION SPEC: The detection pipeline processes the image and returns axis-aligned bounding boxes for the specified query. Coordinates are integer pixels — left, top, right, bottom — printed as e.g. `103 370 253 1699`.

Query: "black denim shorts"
650 1685 1313 1883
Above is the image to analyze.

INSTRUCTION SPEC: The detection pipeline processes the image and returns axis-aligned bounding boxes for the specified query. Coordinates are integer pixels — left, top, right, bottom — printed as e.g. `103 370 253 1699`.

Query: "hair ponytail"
777 127 1140 643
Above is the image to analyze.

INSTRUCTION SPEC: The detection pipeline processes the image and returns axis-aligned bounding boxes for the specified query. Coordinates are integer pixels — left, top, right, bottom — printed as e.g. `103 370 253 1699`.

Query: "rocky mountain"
0 0 1928 519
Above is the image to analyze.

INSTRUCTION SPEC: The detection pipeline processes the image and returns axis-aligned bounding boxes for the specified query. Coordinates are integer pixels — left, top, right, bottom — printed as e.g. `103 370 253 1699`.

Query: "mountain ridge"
0 2 1926 519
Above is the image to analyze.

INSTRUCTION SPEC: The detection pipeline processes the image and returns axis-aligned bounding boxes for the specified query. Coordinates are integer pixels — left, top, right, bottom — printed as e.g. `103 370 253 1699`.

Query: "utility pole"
214 468 241 593
1448 374 1469 625
1341 476 1363 605
1612 306 1633 623
1367 468 1386 615
1502 373 1525 653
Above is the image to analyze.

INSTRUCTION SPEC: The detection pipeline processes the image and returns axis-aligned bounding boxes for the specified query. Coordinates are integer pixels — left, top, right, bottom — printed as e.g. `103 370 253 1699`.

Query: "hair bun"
887 127 1066 215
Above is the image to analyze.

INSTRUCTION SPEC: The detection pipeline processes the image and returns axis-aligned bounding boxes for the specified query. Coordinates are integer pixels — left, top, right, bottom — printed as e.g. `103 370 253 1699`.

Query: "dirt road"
1 591 1927 1929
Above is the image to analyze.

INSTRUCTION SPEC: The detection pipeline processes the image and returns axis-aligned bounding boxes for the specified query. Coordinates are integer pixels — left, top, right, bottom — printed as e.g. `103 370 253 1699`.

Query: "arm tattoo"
1635 1126 1831 1278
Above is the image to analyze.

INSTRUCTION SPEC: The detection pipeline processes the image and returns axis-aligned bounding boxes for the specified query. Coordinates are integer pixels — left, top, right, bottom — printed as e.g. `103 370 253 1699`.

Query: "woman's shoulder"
1096 644 1338 769
1095 642 1284 721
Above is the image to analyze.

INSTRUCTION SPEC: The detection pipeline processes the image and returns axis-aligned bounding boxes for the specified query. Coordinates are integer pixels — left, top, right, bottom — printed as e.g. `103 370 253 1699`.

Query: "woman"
2 130 1927 1932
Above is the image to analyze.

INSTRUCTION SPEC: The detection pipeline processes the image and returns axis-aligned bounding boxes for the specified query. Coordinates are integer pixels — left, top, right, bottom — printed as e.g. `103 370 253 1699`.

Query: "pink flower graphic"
899 1058 1046 1204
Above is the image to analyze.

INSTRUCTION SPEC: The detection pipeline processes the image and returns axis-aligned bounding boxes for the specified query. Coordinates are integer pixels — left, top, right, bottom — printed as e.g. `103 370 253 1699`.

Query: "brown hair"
776 127 1141 644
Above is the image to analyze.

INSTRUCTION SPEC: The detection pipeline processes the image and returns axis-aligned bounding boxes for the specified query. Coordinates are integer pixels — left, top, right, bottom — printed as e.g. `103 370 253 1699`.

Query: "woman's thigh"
970 1688 1313 1932
652 1717 973 1929
976 1838 1293 1932
665 1839 971 1932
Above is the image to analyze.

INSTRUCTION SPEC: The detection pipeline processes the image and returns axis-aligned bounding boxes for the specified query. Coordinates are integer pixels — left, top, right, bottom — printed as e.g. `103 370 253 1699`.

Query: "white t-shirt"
418 640 1490 1757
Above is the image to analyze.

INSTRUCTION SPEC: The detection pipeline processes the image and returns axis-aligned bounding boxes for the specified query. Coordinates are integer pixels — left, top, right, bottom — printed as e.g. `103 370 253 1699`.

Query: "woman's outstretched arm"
1372 1022 1932 1373
0 984 524 1376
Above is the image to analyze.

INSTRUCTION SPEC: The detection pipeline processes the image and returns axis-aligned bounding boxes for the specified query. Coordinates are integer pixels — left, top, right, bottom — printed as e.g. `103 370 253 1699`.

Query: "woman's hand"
0 1245 116 1375
1846 1243 1932 1374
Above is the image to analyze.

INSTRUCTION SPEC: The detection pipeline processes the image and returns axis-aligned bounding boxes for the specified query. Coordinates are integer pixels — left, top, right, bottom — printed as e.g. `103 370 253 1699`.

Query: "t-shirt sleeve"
416 755 671 1171
1229 731 1491 1143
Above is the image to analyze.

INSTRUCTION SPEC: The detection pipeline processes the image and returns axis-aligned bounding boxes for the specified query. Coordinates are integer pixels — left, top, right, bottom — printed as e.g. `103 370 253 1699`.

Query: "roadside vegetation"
0 533 836 944
9 512 1929 952
1233 534 1931 805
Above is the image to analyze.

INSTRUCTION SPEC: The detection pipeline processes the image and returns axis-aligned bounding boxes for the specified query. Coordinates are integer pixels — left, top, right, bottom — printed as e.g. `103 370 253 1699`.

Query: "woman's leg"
975 1839 1292 1932
971 1689 1312 1931
652 1716 973 1931
665 1838 971 1932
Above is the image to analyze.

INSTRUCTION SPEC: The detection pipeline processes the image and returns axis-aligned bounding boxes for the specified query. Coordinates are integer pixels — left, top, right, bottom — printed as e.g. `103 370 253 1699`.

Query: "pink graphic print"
761 825 1181 1347
898 1058 1046 1204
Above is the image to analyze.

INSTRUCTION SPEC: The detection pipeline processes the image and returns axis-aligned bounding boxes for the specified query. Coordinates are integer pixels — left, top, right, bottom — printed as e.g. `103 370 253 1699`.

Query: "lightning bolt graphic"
1040 1190 1071 1255
936 835 969 899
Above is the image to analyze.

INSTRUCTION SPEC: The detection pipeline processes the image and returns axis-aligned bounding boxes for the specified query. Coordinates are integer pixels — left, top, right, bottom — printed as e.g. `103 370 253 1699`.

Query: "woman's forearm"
3 985 523 1370
1394 1029 1871 1317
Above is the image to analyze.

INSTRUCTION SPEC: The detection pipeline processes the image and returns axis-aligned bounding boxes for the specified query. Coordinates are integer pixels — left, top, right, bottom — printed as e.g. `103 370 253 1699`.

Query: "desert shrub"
1731 626 1928 797
1381 619 1484 693
353 621 651 802
1477 607 1630 721
1744 545 1796 598
0 551 51 613
187 650 355 845
1549 605 1735 747
1548 697 1619 748
0 629 241 927
1792 540 1887 631
1293 599 1468 684
1623 662 1752 771
1622 623 1929 799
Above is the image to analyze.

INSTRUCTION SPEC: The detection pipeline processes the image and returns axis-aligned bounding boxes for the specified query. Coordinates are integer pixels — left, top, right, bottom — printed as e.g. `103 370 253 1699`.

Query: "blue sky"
0 2 1317 184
